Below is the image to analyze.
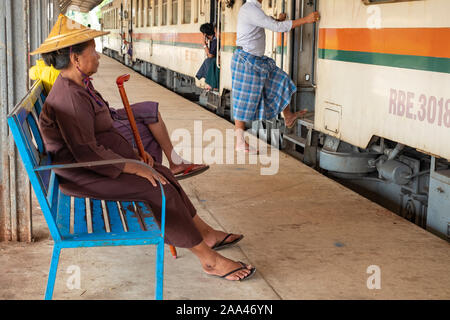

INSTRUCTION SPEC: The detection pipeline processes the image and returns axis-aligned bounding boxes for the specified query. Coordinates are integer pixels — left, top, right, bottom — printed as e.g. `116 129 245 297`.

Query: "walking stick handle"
116 74 146 158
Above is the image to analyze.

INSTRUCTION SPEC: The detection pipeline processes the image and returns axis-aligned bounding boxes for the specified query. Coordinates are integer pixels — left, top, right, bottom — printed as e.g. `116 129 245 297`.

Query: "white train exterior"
101 0 450 240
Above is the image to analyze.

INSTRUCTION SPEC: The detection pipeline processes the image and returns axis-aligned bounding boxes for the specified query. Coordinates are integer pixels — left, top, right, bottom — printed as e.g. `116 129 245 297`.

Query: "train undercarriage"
103 46 450 242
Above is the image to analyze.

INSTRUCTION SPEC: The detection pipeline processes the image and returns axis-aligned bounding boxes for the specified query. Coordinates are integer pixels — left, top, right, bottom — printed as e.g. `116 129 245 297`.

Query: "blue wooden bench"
7 80 166 300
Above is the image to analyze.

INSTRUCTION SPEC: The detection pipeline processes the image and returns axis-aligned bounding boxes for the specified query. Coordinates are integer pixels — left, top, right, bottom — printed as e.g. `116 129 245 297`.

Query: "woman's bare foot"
203 253 255 281
169 152 208 176
170 162 207 176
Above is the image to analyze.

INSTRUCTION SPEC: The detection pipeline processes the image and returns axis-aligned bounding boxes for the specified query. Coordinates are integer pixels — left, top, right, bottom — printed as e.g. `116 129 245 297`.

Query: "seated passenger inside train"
195 23 220 91
30 14 256 282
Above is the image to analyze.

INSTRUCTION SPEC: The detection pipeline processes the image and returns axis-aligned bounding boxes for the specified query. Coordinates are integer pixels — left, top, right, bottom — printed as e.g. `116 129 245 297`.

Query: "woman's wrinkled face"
74 40 100 76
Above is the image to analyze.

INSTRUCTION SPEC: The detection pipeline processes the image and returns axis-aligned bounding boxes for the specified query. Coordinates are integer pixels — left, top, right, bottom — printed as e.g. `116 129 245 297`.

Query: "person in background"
232 0 320 153
196 23 219 91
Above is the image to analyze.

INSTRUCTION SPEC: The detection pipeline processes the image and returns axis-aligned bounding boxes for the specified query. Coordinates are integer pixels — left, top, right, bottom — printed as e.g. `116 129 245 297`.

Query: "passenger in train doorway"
232 0 320 153
196 23 220 91
31 14 255 282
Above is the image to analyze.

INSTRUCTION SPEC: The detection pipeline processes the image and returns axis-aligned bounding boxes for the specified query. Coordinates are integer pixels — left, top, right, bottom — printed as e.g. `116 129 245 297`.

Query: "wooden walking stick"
116 74 178 259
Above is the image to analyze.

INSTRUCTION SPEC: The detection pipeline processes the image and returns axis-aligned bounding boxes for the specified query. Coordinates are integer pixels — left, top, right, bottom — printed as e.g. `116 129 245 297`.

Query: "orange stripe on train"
319 28 450 59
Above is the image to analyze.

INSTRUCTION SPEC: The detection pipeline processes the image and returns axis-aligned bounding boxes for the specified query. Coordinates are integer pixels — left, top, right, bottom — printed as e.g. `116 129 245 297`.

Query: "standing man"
232 0 320 153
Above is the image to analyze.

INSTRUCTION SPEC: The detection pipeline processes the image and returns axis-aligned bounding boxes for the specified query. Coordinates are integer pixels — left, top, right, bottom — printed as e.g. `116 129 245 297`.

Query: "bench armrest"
34 158 166 188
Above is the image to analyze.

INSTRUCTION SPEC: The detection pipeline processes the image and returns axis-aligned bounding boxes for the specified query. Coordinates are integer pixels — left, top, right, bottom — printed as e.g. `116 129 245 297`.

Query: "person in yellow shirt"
29 59 60 93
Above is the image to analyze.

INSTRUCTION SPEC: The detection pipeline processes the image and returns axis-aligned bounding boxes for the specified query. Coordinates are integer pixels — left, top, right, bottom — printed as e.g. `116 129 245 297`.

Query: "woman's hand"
136 168 169 187
134 148 154 167
140 151 154 167
123 161 169 187
305 11 320 24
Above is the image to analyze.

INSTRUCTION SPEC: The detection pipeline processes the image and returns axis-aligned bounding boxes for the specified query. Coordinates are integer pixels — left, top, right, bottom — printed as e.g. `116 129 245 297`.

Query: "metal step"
283 133 307 148
299 115 314 129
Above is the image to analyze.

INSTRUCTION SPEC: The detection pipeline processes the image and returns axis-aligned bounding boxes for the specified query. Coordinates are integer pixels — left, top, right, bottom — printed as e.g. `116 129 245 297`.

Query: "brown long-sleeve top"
39 74 138 187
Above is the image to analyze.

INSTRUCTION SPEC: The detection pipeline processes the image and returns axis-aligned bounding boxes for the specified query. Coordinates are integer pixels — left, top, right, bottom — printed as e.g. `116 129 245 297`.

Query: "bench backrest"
7 80 62 241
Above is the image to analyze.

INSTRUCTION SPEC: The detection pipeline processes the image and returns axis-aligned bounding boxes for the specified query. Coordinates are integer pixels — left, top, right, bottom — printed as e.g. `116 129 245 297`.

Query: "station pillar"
0 0 59 242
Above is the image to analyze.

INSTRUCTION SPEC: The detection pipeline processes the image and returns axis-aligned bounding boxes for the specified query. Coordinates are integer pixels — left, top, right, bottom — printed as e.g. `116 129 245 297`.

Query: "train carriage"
101 0 450 240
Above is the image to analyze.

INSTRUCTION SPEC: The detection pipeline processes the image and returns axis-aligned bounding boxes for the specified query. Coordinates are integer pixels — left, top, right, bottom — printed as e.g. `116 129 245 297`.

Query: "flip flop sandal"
175 164 210 181
211 234 244 251
209 262 256 282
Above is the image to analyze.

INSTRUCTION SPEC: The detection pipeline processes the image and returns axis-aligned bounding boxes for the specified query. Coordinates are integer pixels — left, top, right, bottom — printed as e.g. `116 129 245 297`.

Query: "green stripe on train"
318 49 450 74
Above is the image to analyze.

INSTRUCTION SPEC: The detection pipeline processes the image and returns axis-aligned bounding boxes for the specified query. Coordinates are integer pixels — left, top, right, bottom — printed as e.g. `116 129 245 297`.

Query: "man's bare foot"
285 109 308 128
203 253 255 281
235 142 259 155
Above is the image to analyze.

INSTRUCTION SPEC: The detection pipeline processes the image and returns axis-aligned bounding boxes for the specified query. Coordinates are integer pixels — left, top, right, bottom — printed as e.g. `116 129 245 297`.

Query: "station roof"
59 0 104 13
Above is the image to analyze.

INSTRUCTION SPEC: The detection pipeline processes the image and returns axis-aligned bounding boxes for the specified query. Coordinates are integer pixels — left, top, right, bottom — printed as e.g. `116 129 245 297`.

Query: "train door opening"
282 0 319 165
210 0 217 24
291 0 318 115
201 0 223 112
121 0 133 65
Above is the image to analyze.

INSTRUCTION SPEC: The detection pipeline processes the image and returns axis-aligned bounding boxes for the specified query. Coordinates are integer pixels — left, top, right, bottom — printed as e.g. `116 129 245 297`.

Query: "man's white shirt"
236 0 292 57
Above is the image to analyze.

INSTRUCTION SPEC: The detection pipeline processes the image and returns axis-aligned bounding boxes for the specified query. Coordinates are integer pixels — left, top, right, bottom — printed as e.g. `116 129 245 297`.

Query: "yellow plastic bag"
29 59 60 93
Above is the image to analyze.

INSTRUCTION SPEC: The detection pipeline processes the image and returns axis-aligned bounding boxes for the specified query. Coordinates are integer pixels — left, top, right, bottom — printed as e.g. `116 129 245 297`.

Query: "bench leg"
155 239 165 300
45 245 61 300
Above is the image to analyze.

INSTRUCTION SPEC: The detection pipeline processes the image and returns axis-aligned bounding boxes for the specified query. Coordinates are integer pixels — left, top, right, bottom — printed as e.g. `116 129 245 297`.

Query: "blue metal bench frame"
7 80 166 300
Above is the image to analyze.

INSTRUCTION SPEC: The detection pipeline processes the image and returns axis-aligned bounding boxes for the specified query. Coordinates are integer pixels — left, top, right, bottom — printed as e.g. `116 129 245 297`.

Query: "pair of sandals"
210 234 256 282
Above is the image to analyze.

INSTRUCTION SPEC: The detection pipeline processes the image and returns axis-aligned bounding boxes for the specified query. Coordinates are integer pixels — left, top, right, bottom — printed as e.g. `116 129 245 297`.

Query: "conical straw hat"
31 14 110 55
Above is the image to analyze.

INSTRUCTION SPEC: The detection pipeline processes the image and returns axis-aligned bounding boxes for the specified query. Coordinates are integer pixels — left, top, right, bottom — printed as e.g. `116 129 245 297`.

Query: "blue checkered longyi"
231 49 297 122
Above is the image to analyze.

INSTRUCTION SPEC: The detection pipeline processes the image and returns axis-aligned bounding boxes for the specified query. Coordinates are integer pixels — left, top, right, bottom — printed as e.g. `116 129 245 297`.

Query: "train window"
154 0 159 26
362 0 421 4
162 0 167 25
141 0 145 27
132 0 136 26
173 0 179 24
193 0 198 23
147 0 152 26
183 0 191 24
136 0 140 27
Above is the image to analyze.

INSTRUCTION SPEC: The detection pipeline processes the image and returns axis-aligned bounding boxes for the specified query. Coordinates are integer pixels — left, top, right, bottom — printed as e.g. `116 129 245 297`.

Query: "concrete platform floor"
1 55 449 300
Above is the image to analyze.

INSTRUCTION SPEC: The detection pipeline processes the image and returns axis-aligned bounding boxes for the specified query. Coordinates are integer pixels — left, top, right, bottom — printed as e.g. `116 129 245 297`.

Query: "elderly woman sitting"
30 60 208 180
32 15 255 282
